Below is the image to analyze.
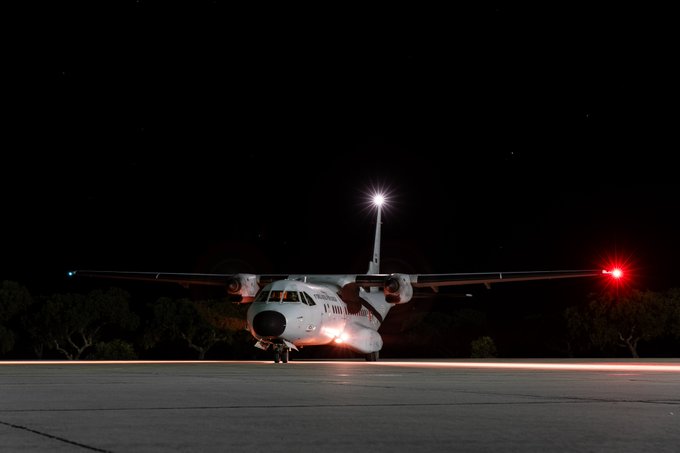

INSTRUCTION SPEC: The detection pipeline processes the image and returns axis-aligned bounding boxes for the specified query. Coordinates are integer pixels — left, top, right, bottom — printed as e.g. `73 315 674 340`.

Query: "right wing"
68 270 287 287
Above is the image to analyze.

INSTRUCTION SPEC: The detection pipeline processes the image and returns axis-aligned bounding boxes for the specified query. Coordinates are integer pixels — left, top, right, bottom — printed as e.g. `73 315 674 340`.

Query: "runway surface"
2 359 680 452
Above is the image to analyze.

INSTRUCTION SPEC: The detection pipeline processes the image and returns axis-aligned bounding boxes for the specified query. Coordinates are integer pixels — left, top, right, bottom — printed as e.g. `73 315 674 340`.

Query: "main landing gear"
365 351 379 361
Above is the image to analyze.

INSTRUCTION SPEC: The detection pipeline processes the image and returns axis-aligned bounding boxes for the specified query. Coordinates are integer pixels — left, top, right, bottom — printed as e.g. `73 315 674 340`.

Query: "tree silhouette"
28 287 139 360
146 297 247 359
663 288 680 343
566 289 671 358
0 280 33 355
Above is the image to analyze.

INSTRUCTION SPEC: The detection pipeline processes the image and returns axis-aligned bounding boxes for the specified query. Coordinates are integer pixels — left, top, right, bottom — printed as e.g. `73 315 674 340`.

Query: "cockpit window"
264 290 302 303
267 290 283 302
301 292 316 306
254 290 270 302
282 291 300 303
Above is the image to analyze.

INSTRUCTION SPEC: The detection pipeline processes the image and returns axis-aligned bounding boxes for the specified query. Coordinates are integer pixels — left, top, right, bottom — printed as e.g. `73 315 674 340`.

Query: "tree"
0 280 33 355
470 336 497 358
564 305 595 357
566 289 669 358
146 297 247 359
663 288 680 341
90 339 138 360
31 287 139 360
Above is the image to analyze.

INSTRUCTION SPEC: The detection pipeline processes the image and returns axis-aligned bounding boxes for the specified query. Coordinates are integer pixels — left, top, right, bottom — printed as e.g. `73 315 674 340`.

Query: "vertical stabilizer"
368 203 382 275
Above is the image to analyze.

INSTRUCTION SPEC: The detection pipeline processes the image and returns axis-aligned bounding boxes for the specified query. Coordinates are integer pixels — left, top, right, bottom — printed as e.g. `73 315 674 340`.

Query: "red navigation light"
603 268 624 279
599 253 635 292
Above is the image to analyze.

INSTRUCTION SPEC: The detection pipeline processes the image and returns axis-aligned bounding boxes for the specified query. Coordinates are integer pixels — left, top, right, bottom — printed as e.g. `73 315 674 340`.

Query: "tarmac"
2 359 680 452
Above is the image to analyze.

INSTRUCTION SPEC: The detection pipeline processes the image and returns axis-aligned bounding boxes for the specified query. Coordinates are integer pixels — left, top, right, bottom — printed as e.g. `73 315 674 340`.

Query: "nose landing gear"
273 344 290 363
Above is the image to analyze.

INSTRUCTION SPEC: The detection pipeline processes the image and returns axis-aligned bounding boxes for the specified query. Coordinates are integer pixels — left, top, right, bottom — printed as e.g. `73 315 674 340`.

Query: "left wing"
356 269 604 289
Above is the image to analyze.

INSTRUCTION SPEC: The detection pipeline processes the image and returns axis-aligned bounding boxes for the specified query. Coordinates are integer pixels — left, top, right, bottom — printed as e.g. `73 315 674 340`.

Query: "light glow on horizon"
368 361 680 372
3 360 680 373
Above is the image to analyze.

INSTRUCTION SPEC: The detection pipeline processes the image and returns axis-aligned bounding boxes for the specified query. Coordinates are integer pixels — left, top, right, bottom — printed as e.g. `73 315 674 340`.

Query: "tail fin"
367 202 382 274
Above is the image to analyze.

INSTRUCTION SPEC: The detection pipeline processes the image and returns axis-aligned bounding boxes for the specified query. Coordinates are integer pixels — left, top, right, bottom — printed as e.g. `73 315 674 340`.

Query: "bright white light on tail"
361 186 394 216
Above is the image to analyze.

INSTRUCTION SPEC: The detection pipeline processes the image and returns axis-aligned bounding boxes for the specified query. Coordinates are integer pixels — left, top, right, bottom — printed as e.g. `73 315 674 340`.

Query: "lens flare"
598 251 637 293
602 268 624 279
360 184 396 220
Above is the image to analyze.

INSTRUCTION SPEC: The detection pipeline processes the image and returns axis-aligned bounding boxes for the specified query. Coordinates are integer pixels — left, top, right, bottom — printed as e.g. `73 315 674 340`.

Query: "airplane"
68 194 621 363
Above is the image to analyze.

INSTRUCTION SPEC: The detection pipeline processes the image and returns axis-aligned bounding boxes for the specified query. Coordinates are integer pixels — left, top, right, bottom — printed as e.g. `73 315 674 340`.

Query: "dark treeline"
1 280 680 360
0 280 258 361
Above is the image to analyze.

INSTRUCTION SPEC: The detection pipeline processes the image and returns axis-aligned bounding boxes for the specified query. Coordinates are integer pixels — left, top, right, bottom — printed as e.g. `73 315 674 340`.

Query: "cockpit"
254 288 316 305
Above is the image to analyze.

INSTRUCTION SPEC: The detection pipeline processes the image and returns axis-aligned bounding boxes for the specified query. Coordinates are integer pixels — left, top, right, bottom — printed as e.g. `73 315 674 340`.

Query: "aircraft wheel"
274 351 281 363
282 349 289 363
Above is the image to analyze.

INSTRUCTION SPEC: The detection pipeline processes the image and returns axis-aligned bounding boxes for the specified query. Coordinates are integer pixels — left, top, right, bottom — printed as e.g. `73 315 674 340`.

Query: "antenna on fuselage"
368 194 384 275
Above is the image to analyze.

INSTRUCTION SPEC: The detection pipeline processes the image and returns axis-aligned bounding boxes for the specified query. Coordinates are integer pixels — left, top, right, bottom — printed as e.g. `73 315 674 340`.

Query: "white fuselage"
246 278 389 354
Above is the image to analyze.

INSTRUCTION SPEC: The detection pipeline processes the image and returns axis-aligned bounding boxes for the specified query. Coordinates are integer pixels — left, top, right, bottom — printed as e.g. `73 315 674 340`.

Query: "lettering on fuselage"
313 293 338 302
324 303 372 320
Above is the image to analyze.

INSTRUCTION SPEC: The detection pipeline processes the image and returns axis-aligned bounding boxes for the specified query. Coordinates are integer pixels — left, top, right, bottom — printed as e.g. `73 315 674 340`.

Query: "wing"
68 270 287 287
350 269 606 303
70 269 603 285
69 268 605 304
356 269 605 289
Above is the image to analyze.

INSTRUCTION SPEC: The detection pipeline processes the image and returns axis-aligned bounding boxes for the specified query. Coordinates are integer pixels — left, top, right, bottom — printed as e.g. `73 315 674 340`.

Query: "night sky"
4 2 679 303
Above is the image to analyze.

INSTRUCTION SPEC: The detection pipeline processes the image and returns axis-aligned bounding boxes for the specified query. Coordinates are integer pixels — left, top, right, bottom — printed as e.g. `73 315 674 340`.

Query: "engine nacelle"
383 273 413 304
225 273 259 303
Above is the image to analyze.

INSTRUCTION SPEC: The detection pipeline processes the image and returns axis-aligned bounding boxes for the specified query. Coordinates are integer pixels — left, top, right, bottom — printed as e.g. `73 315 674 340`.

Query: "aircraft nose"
252 311 287 337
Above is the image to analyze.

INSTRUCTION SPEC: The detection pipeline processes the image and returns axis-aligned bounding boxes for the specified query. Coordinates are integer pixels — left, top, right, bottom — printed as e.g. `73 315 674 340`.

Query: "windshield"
266 290 300 303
